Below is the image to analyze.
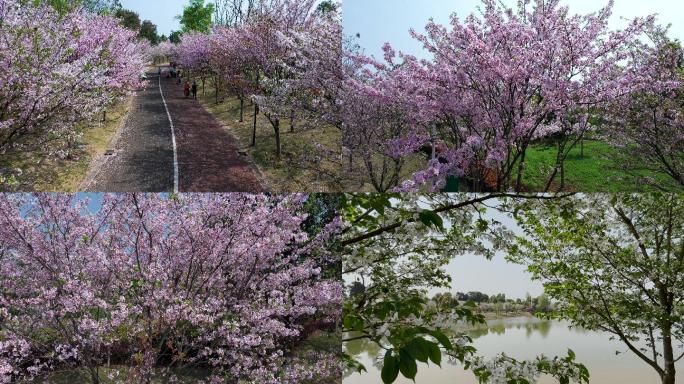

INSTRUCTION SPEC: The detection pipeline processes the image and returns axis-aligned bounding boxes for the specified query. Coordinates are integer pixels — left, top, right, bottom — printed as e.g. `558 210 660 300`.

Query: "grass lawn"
522 140 673 192
0 98 131 192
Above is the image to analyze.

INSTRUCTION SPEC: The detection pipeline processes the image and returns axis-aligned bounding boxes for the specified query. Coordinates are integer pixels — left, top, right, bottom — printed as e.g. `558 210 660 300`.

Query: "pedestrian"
177 70 182 85
191 81 198 100
158 67 161 77
184 81 190 98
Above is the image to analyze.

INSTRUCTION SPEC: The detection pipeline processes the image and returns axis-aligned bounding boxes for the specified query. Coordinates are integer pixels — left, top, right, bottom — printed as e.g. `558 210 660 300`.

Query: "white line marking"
158 74 180 193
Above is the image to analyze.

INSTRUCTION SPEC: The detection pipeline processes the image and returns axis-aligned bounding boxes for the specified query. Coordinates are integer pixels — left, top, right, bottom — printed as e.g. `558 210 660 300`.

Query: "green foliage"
342 194 509 383
177 0 215 34
169 30 183 44
508 193 684 383
139 19 159 45
115 8 141 31
316 0 338 14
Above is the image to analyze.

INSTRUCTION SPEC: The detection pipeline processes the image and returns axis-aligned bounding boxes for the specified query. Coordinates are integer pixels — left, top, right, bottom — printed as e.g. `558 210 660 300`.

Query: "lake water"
344 316 683 384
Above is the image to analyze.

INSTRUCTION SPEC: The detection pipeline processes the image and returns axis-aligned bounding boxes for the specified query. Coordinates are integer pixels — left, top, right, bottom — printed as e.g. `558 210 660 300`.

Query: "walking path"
83 68 263 192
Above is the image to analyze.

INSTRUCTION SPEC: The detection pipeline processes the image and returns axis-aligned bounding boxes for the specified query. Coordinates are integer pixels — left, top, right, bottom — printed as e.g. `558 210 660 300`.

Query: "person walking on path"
191 81 198 100
158 67 162 77
184 81 191 98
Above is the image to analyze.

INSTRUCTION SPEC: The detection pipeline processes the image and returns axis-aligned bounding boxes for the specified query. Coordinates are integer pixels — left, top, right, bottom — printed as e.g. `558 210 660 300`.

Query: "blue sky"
120 0 186 36
344 0 684 59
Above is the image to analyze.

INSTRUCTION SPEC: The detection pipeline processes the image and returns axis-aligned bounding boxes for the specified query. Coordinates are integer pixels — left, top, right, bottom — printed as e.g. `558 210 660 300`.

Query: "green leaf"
343 314 365 331
405 338 430 363
425 340 442 367
381 351 400 384
428 329 453 350
399 348 418 381
370 196 392 215
418 211 444 230
374 302 394 321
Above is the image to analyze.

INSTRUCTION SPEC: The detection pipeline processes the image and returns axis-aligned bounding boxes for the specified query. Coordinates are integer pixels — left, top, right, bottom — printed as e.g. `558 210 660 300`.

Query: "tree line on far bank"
432 292 553 314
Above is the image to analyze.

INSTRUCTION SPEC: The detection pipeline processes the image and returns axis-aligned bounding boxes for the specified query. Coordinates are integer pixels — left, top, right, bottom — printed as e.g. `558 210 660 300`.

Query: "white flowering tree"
340 194 589 384
509 194 684 384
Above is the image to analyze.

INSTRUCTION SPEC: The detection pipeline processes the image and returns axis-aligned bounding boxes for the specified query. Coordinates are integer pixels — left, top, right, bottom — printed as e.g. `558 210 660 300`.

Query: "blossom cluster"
0 194 342 383
342 0 674 191
0 0 147 160
165 0 343 156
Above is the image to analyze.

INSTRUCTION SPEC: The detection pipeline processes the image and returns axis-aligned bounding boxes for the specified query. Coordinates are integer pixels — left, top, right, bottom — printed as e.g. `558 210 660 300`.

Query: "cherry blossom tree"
147 41 177 65
340 46 420 192
170 0 343 162
604 27 684 190
0 0 146 180
0 194 342 384
344 0 656 192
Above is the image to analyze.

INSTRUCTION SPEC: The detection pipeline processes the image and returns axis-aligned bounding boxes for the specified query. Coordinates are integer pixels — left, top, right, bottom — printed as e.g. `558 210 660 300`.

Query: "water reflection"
344 316 683 384
450 316 553 340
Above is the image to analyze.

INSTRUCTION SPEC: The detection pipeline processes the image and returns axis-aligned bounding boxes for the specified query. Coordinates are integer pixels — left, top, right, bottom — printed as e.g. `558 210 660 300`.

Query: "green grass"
522 140 673 192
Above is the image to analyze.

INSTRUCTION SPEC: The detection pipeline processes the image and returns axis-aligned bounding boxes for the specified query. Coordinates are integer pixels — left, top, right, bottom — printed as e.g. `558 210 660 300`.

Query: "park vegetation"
152 0 684 193
0 194 343 384
342 0 684 192
341 193 684 384
147 0 346 192
0 0 149 190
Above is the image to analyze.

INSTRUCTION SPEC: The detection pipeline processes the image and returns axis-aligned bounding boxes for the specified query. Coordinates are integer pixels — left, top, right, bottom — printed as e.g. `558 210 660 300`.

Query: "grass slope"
523 140 672 192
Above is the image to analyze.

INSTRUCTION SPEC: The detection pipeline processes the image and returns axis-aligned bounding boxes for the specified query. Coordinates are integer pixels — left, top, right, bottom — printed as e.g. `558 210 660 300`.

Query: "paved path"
84 69 263 193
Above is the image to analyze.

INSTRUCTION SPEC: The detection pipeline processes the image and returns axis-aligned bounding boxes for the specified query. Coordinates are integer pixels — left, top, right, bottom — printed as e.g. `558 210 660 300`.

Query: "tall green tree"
177 0 215 34
114 8 141 31
169 30 183 44
316 0 337 14
510 194 684 384
139 20 159 45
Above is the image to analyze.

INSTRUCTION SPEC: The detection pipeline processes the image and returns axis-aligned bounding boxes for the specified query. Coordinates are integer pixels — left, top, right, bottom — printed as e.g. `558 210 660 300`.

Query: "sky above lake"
344 0 684 59
437 207 544 299
120 0 186 35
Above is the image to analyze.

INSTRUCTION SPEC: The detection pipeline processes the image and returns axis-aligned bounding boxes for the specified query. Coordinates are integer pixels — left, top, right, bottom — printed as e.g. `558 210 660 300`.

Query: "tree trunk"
251 103 258 147
88 364 99 384
662 329 676 384
580 138 585 158
559 161 565 191
273 117 281 158
290 109 295 133
514 148 527 192
215 76 219 104
252 73 260 147
239 96 244 122
102 110 106 123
